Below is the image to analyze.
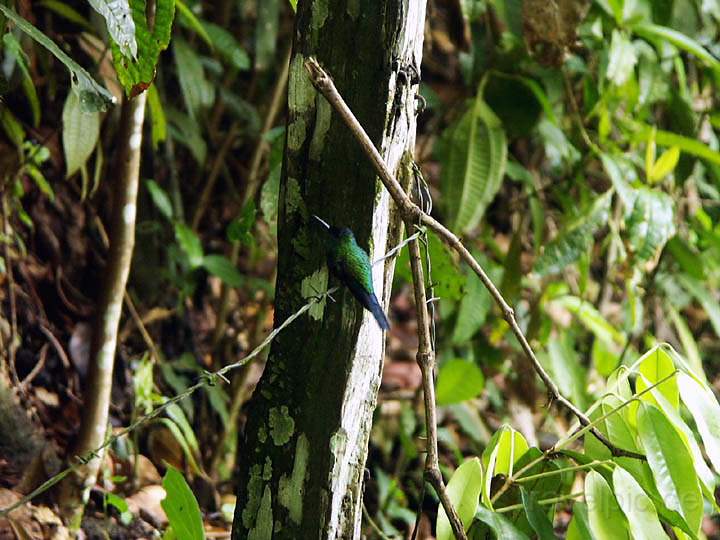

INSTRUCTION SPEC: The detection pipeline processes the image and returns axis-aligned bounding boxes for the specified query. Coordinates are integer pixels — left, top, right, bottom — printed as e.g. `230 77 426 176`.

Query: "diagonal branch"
303 57 646 463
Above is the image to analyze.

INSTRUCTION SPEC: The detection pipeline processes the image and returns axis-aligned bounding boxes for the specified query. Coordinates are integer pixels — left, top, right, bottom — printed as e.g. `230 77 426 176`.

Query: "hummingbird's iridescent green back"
331 232 375 295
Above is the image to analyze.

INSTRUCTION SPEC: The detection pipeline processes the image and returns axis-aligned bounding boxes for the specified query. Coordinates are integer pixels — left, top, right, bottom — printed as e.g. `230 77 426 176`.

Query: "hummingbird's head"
312 215 350 239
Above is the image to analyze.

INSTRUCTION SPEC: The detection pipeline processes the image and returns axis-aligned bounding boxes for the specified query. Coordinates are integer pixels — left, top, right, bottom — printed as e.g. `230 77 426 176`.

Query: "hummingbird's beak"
312 215 331 230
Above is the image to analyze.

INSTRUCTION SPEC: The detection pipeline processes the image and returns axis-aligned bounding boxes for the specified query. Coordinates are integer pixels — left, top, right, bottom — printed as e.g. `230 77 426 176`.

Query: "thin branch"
303 57 646 463
406 226 467 540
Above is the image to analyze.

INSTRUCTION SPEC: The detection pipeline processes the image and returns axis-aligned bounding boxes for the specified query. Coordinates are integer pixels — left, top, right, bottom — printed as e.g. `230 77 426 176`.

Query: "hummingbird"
312 215 390 330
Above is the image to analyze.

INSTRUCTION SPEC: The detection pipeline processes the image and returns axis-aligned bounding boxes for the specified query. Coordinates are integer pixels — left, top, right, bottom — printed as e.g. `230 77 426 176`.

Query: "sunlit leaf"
437 457 483 540
607 30 637 86
612 467 669 540
637 402 703 535
174 222 204 268
648 147 680 183
678 373 720 474
471 506 530 539
635 346 679 410
436 359 485 405
585 471 630 540
633 23 720 72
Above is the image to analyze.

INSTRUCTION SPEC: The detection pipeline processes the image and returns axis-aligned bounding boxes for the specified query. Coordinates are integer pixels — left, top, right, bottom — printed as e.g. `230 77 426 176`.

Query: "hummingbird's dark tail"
350 284 390 330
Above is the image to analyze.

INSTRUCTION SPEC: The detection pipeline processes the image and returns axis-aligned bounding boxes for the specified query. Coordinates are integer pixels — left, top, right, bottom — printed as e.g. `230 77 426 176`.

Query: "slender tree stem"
304 57 646 462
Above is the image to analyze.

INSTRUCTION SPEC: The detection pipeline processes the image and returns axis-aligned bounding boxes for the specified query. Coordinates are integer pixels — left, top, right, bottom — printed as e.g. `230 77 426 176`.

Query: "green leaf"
482 425 529 507
550 296 625 350
288 0 297 12
202 255 244 287
62 90 100 178
146 179 173 220
161 467 204 540
471 506 530 539
174 223 204 267
626 188 675 263
678 372 720 474
631 124 720 166
534 192 611 276
442 84 507 234
437 457 483 540
452 273 492 343
679 275 720 339
545 335 588 410
167 108 206 164
227 201 256 245
635 346 679 410
174 37 214 118
426 232 466 301
566 502 593 540
637 402 703 535
612 467 669 540
667 306 705 382
520 488 557 540
175 0 212 47
0 4 115 111
204 22 251 70
110 0 175 96
436 359 485 405
648 146 680 183
147 84 167 148
88 0 137 59
633 23 720 72
607 30 637 86
584 471 630 540
3 33 40 126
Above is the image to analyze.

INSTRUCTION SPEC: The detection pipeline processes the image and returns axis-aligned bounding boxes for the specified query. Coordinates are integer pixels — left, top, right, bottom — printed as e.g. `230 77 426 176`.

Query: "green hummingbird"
312 215 390 330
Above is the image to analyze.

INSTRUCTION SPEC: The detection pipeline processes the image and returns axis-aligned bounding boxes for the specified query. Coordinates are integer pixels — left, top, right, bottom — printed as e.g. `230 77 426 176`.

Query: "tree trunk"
232 1 426 538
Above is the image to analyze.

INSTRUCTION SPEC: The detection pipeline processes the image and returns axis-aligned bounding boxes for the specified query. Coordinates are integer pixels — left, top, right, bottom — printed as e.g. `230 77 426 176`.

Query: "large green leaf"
161 467 204 540
607 30 637 86
637 402 703 535
62 91 100 178
545 336 588 410
534 192 611 276
0 4 114 111
566 502 593 540
612 466 669 540
520 488 556 540
436 359 485 405
626 188 675 263
585 471 630 540
633 23 720 72
88 0 137 59
678 372 720 474
443 84 507 233
204 22 251 70
437 457 483 540
550 295 625 350
110 0 175 96
470 506 529 540
679 275 720 339
631 124 720 165
174 37 215 118
482 425 529 507
634 346 679 410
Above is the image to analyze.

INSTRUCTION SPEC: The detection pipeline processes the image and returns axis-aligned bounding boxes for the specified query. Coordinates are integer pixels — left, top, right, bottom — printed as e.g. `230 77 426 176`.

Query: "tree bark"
232 1 426 538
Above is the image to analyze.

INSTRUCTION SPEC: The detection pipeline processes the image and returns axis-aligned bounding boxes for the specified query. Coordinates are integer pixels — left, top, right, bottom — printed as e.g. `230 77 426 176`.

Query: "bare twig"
304 57 645 463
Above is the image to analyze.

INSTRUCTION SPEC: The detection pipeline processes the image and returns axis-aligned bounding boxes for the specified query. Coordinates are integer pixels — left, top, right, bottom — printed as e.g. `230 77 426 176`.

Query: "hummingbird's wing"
334 251 390 330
